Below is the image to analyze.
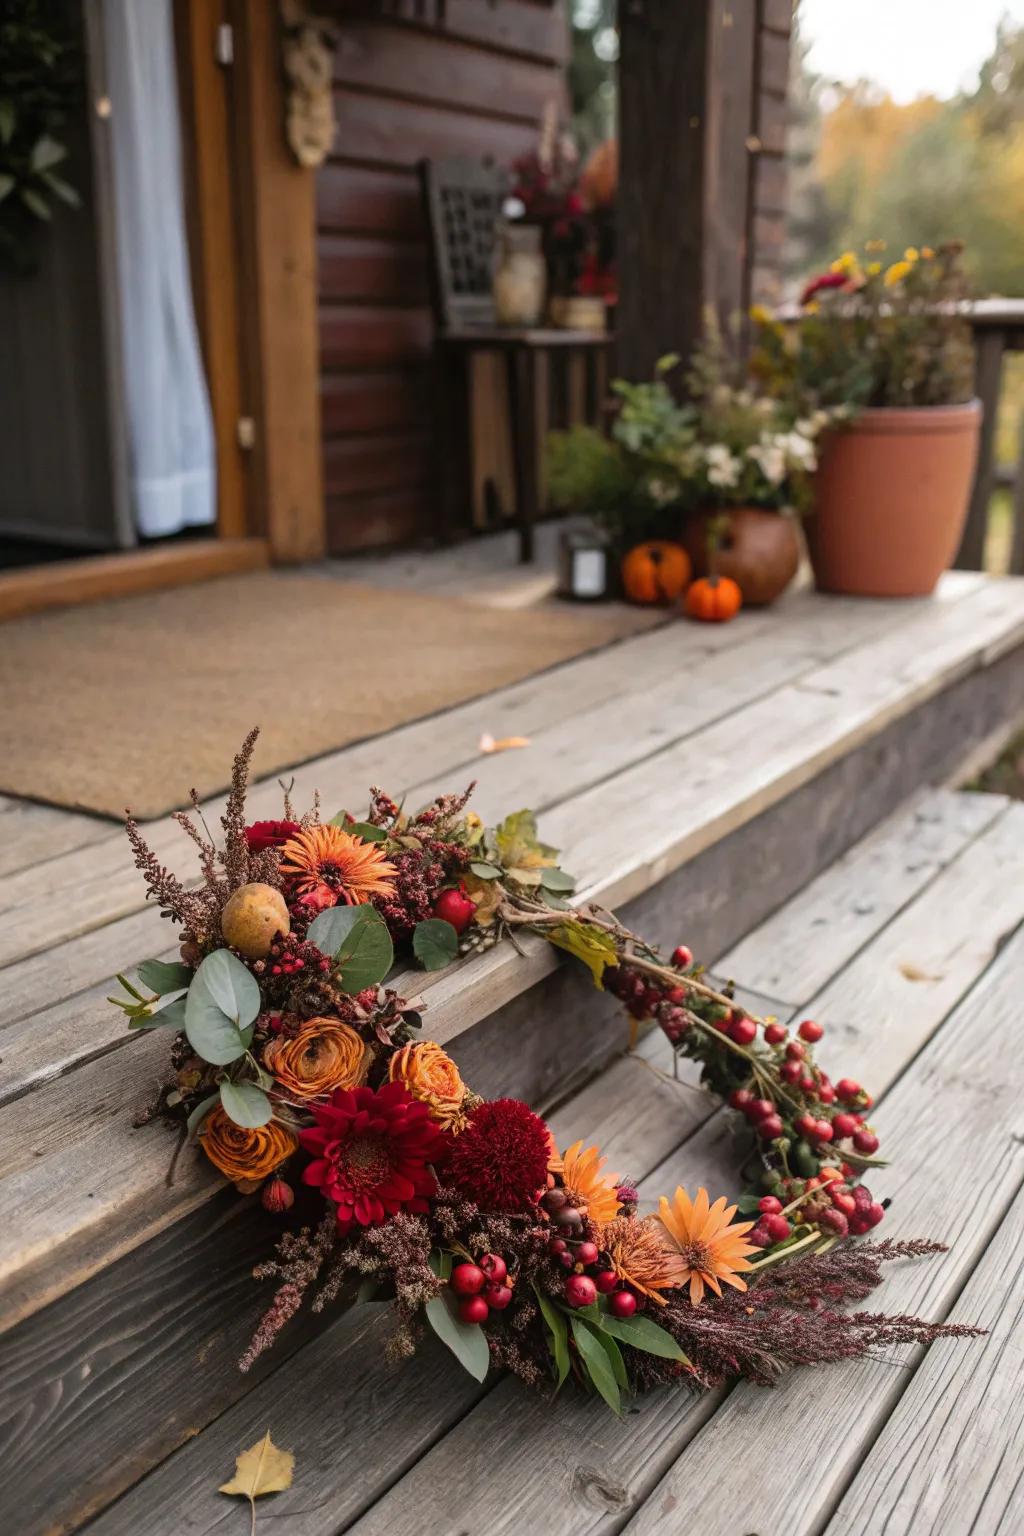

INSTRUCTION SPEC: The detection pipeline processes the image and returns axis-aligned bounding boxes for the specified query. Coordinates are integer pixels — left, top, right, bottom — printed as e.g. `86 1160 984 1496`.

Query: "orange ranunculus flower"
388 1039 468 1131
200 1106 298 1188
263 1016 370 1100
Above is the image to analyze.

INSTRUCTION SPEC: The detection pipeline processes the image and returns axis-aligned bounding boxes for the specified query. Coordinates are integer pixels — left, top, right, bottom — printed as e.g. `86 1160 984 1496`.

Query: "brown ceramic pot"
806 401 981 597
683 506 801 607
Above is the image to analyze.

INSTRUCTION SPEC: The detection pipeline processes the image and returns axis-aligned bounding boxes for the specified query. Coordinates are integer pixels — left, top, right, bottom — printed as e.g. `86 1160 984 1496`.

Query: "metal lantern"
557 526 612 601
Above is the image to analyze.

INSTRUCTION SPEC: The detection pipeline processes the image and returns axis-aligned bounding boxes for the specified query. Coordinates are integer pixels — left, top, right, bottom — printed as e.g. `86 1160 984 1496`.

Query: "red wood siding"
317 4 568 554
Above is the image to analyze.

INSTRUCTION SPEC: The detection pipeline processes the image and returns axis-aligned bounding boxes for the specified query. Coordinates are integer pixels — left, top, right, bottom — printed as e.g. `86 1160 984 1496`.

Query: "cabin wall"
317 2 569 554
749 0 792 307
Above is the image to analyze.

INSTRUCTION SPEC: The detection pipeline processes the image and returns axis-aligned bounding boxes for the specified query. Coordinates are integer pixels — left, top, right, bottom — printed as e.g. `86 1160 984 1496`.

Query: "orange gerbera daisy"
279 824 397 908
560 1140 621 1225
601 1214 689 1305
655 1186 758 1306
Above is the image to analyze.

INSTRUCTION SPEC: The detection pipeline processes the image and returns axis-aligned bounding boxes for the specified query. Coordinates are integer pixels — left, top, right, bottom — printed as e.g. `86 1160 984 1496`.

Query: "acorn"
261 1177 294 1214
221 882 290 959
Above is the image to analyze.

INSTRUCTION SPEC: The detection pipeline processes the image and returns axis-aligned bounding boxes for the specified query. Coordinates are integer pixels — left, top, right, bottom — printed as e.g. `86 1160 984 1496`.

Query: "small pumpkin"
684 574 743 623
620 541 692 605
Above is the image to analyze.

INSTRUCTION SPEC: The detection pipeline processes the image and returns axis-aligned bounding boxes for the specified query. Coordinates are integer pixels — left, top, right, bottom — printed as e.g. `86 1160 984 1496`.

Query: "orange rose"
263 1016 370 1100
200 1106 298 1188
388 1039 468 1131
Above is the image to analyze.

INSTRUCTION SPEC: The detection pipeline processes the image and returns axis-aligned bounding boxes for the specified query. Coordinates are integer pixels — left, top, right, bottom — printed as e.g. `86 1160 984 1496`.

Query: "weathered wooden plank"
718 787 1006 1006
547 578 1024 904
0 795 111 879
826 1181 1024 1536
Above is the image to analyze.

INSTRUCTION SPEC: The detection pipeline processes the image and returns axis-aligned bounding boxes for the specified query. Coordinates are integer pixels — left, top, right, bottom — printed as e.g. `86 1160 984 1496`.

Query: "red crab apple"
483 1282 513 1311
564 1274 597 1308
595 1269 619 1294
432 886 476 934
671 945 693 968
576 1241 599 1266
608 1289 637 1318
480 1253 507 1285
450 1262 485 1295
458 1295 489 1325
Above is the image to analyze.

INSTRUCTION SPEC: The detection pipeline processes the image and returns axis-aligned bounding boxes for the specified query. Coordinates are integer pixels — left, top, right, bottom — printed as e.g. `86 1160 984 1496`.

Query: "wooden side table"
437 327 612 562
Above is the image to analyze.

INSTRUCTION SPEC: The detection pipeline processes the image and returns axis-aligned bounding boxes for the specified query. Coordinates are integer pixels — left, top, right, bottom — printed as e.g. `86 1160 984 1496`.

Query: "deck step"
2 788 1023 1535
2 575 1024 1534
49 790 1024 1536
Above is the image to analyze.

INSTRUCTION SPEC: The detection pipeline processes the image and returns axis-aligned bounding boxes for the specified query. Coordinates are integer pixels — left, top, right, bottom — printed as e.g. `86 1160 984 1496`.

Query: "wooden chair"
419 156 612 562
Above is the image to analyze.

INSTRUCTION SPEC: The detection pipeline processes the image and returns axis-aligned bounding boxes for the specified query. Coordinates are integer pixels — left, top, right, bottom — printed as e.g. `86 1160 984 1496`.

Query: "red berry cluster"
542 1189 637 1318
450 1253 514 1324
603 964 693 1043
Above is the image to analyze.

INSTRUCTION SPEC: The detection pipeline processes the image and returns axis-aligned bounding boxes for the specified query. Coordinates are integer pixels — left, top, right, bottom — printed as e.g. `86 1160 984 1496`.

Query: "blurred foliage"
0 0 82 273
570 0 617 154
789 18 1024 297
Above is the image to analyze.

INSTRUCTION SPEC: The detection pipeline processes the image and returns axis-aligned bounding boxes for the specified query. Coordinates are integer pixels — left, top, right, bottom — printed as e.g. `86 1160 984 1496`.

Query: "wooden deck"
2 569 1024 1534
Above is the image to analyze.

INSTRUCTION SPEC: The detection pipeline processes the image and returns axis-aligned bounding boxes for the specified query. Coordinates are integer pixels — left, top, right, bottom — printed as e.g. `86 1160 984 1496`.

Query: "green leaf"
220 1080 273 1129
588 1321 628 1390
546 921 618 987
20 187 51 220
345 821 388 843
412 918 459 972
570 1314 621 1415
493 808 559 873
598 1311 689 1362
0 100 15 145
187 1092 220 1141
356 1276 380 1305
129 993 188 1031
41 171 80 208
30 135 66 172
469 861 502 880
136 959 192 995
540 866 576 894
429 1249 453 1281
307 905 393 993
533 1285 570 1388
185 949 260 1065
0 173 14 204
424 1292 491 1382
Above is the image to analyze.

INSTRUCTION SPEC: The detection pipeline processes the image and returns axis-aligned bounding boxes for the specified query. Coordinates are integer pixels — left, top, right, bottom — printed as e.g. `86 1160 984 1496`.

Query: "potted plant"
752 242 979 597
679 333 827 606
547 358 695 603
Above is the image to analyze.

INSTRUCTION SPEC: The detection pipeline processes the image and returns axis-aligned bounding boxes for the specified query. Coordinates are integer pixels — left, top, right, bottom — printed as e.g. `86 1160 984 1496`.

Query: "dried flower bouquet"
112 732 978 1413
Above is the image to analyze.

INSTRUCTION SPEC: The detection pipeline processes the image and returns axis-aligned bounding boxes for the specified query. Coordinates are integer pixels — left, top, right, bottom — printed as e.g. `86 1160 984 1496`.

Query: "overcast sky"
800 0 1024 101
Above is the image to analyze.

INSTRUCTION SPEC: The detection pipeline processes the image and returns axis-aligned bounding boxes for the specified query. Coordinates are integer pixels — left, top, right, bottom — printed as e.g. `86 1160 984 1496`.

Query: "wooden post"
617 0 759 382
230 1 325 563
956 328 1003 570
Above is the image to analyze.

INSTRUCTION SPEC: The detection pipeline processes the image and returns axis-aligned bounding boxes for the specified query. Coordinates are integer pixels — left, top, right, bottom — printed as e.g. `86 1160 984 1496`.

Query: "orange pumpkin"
621 541 692 605
684 575 743 623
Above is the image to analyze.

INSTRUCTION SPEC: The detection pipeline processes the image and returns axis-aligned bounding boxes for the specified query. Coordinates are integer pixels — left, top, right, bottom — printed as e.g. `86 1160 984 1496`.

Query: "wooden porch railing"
957 299 1024 574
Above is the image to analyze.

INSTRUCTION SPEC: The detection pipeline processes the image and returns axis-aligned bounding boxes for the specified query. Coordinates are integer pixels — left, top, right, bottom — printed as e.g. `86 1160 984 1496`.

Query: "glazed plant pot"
806 400 981 597
683 506 801 607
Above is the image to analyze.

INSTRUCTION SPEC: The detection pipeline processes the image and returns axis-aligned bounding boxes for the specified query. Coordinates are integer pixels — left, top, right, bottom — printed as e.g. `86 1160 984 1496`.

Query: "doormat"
0 572 661 819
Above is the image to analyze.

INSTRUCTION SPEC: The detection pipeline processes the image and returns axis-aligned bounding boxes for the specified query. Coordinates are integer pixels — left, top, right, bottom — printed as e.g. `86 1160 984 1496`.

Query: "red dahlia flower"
442 1097 551 1212
800 270 850 306
300 1081 446 1234
245 819 301 854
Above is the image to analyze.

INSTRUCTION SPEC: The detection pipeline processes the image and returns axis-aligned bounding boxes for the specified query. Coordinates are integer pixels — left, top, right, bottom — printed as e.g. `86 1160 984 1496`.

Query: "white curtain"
101 0 216 538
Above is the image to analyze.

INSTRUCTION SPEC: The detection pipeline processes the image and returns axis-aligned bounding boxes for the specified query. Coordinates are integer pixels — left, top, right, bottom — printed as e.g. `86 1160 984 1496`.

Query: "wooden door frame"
0 0 324 622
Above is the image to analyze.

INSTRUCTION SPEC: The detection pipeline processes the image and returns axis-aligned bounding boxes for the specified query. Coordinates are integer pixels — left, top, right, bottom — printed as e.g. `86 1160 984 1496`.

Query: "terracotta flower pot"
806 400 981 597
683 506 801 607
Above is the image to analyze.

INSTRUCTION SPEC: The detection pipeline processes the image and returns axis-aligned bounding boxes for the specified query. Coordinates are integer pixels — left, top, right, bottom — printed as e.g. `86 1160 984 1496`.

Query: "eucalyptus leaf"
469 861 502 880
539 866 576 894
186 1092 220 1141
597 1311 689 1361
185 949 260 1065
306 904 394 993
534 1285 570 1388
429 1249 453 1281
570 1314 621 1415
220 1080 273 1129
0 173 14 203
20 187 51 220
136 958 192 995
130 993 188 1031
424 1292 491 1382
30 134 66 172
412 918 459 972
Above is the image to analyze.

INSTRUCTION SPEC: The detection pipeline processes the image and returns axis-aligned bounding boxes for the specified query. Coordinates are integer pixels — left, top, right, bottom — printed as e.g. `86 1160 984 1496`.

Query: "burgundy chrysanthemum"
300 1081 446 1235
442 1097 551 1212
245 819 301 854
800 270 850 306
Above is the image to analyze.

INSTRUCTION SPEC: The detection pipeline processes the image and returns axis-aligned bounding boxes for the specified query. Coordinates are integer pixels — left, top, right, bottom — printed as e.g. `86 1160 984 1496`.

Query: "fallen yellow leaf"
219 1432 294 1534
899 961 944 983
478 732 531 754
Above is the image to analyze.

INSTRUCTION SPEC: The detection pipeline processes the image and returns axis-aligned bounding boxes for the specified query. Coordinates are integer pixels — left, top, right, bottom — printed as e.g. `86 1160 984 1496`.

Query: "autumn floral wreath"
113 731 975 1413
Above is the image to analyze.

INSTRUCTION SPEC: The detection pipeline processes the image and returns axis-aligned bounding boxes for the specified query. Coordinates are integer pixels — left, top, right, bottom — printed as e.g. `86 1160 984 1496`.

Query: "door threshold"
0 537 270 622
